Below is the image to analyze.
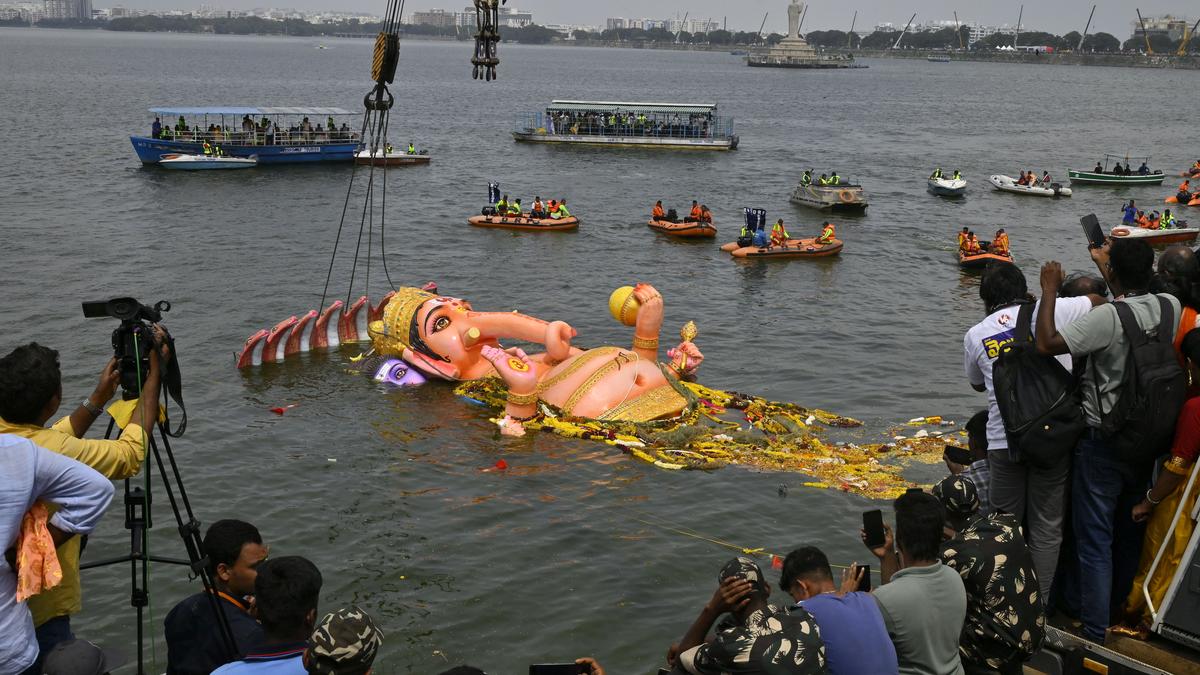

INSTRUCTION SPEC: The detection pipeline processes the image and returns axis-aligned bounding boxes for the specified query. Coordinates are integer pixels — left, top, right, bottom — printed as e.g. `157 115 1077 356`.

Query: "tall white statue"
787 0 805 40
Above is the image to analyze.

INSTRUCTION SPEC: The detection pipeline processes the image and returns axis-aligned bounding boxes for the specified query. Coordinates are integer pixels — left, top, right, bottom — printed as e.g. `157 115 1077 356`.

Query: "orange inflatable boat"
468 214 579 231
1165 195 1200 207
647 218 717 238
720 238 843 259
958 250 1013 269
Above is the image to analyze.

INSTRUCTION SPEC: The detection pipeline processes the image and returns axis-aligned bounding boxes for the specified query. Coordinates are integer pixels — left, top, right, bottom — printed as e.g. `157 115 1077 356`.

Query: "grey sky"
119 1 1194 37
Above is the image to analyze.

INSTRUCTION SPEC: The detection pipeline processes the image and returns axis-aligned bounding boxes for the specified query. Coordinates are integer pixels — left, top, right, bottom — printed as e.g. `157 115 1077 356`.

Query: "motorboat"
1110 225 1198 246
928 176 967 197
1068 154 1165 186
157 153 257 170
989 174 1071 198
647 218 716 238
790 182 868 211
354 148 431 166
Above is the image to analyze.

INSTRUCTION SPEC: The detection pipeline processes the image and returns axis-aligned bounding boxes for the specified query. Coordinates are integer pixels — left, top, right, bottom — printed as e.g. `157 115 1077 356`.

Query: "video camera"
81 297 171 400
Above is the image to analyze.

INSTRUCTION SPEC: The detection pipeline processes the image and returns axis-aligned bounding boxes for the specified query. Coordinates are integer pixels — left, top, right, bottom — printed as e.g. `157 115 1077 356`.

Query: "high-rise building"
1131 15 1190 41
411 8 456 28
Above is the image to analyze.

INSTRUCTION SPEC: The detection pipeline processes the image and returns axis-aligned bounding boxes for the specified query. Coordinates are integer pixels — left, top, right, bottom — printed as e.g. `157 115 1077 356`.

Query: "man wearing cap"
212 556 323 675
165 520 269 674
303 606 383 675
667 557 826 674
934 476 1044 675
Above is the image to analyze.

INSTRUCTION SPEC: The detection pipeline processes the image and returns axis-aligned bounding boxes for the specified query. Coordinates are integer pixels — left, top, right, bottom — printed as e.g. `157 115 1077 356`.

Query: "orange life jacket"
819 225 836 243
533 200 544 212
958 232 968 249
689 205 702 219
652 204 665 218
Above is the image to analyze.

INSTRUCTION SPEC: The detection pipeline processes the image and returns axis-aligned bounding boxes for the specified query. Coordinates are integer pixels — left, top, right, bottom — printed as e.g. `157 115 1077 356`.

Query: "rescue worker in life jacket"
770 219 790 248
816 221 836 245
202 141 213 156
990 229 1010 256
686 200 702 222
698 205 713 224
957 227 970 251
738 223 753 247
964 232 981 254
652 200 666 220
495 194 509 215
508 198 523 217
930 168 943 180
800 169 812 187
531 196 545 219
828 171 840 185
1161 209 1177 229
551 199 570 219
818 173 830 186
408 142 416 155
952 169 962 180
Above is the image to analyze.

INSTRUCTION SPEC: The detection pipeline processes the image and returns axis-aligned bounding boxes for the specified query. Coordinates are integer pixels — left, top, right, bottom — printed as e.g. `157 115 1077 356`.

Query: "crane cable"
472 0 506 81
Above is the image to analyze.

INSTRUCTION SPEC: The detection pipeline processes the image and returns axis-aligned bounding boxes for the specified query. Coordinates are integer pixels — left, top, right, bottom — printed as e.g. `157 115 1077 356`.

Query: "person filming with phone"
0 333 169 664
780 547 896 675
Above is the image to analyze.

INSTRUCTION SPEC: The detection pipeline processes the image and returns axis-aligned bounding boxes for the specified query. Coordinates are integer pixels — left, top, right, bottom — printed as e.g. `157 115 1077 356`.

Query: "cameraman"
0 330 170 665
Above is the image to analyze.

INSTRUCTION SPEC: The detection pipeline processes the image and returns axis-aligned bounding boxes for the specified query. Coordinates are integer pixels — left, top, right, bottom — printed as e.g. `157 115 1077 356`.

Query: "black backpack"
993 302 1087 468
1097 296 1187 464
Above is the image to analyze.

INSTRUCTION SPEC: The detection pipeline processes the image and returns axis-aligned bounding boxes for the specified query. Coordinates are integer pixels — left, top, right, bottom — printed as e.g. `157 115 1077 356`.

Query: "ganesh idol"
365 283 702 434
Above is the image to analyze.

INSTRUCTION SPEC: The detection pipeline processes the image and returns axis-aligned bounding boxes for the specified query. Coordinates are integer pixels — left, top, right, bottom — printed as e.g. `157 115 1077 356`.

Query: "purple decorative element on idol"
374 359 426 386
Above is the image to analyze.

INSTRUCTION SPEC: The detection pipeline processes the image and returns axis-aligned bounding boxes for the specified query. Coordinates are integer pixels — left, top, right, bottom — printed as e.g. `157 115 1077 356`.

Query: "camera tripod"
79 416 236 674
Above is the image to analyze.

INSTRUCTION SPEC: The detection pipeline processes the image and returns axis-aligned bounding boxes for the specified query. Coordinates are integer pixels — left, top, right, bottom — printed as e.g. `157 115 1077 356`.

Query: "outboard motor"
666 208 679 223
1051 182 1063 195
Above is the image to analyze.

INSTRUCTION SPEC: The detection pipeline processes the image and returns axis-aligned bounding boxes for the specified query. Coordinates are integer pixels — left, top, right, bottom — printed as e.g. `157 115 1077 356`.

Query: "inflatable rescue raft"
647 218 717 238
468 214 579 231
958 250 1013 269
720 238 843 259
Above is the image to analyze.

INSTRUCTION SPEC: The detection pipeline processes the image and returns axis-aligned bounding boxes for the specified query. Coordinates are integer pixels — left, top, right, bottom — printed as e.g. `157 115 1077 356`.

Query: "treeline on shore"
10 16 1200 54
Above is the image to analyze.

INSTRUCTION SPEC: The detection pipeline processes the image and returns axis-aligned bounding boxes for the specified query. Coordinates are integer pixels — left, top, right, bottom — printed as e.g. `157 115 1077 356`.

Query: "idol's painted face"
373 358 426 387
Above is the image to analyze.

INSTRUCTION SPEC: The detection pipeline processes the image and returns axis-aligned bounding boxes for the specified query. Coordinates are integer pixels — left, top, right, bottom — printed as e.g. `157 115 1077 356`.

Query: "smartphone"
529 665 586 675
856 563 872 592
863 509 886 549
943 444 974 466
1081 214 1105 248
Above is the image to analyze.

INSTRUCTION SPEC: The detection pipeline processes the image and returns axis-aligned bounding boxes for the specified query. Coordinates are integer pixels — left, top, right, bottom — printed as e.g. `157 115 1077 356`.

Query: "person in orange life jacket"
531 196 545 219
686 200 702 222
958 227 970 251
816 222 836 245
652 200 665 220
1016 171 1028 186
965 233 982 255
990 229 1009 255
769 219 790 247
698 205 713 224
164 520 270 675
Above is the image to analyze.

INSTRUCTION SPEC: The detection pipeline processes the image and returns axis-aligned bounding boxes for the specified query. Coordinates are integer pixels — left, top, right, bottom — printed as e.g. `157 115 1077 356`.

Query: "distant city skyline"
71 1 1197 36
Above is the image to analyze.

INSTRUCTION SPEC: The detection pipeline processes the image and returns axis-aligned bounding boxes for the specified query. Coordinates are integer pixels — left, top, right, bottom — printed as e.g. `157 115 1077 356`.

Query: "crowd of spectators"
151 115 360 146
540 109 718 139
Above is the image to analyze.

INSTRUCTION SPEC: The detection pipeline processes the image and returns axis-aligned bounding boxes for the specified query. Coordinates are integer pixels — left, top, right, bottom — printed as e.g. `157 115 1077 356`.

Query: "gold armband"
1165 455 1193 476
506 390 539 406
632 335 659 350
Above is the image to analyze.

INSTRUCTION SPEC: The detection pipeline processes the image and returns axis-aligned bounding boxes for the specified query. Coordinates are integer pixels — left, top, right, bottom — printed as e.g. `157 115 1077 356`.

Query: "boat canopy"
548 100 717 114
149 106 357 116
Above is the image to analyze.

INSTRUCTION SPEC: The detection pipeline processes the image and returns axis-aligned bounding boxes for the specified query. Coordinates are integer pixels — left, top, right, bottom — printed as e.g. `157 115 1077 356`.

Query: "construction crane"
1136 8 1152 54
893 13 917 49
1178 18 1200 56
797 3 808 35
1078 4 1095 51
954 11 963 50
847 10 857 48
674 11 688 43
757 12 768 44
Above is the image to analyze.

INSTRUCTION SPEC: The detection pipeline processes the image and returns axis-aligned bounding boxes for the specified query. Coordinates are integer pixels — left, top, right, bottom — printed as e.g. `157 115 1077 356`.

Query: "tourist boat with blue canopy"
513 101 739 150
1068 154 1166 186
131 106 362 165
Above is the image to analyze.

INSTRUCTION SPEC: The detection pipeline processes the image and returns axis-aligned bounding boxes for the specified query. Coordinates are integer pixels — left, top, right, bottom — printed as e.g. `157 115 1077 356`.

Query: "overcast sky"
125 1 1193 36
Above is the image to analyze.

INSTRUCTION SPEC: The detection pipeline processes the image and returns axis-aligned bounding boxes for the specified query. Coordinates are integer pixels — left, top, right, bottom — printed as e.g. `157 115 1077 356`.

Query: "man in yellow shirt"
0 336 169 664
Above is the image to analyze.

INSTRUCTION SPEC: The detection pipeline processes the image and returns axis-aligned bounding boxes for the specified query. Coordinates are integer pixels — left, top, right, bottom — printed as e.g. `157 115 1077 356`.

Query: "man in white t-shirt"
963 262 1104 601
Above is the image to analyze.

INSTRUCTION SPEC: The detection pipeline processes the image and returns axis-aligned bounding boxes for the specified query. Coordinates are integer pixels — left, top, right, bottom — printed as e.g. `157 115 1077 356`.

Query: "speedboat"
354 148 431 166
989 174 1071 198
1110 225 1198 245
928 176 967 197
158 153 257 170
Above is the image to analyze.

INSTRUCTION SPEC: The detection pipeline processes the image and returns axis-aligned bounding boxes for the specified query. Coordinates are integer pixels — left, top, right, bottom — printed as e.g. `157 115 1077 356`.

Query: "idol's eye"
433 316 451 332
387 363 409 380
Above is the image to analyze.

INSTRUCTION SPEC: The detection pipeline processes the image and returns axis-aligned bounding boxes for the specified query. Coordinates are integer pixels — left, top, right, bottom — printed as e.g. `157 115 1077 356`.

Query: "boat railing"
516 112 736 141
150 130 362 146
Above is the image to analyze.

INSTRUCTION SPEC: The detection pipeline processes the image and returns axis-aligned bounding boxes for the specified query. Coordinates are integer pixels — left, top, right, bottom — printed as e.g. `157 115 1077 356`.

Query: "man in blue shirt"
165 520 269 674
782 546 898 675
212 556 323 675
1122 200 1138 226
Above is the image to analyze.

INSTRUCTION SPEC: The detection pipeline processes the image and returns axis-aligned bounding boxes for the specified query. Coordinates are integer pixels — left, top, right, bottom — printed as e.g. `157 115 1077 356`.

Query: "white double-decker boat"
513 101 739 150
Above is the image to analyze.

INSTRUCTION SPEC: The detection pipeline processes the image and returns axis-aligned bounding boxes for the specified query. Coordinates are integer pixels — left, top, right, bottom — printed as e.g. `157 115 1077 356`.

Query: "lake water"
0 27 1194 674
